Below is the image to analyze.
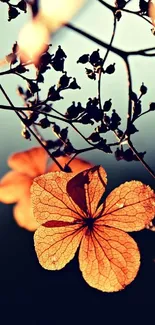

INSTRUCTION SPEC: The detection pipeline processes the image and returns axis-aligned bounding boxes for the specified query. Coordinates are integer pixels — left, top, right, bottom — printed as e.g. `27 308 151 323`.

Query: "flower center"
85 217 94 231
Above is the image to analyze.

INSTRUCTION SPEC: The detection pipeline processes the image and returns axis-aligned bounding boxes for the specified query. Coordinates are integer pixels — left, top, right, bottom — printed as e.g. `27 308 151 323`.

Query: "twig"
98 15 117 110
124 57 132 135
65 23 127 60
128 139 155 179
0 85 64 171
97 0 153 26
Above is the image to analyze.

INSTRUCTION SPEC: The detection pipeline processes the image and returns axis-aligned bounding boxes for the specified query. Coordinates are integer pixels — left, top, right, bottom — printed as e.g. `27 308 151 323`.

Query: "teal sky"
0 0 155 186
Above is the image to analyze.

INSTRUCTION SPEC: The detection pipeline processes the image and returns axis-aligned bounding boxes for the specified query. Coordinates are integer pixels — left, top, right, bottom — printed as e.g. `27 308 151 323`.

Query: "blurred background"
0 0 155 321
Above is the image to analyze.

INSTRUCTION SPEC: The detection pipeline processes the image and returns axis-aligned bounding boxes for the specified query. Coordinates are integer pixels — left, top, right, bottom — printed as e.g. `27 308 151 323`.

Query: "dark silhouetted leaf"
103 99 112 112
98 139 112 153
37 73 44 83
69 78 81 89
115 147 124 161
64 140 75 154
88 132 101 142
139 0 149 13
115 0 126 8
127 124 139 135
15 64 28 73
8 6 20 21
48 85 63 101
52 149 65 157
65 102 77 119
40 118 50 129
132 101 142 121
110 109 121 129
140 82 147 95
115 9 122 21
96 123 108 133
51 58 65 72
130 91 138 103
17 86 24 96
5 53 17 65
17 0 27 12
103 114 111 125
89 49 100 65
52 124 60 135
55 45 67 59
21 129 31 140
85 68 96 80
77 54 89 64
27 81 40 94
105 63 115 74
60 127 68 141
133 151 146 161
149 102 155 111
57 72 71 89
123 149 135 161
78 114 94 125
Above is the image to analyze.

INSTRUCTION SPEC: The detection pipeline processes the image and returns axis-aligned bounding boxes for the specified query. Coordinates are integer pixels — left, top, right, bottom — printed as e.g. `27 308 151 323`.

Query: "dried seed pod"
89 49 100 65
21 128 31 140
40 118 51 129
103 99 112 112
17 0 27 12
55 45 67 59
57 72 71 89
8 6 20 21
140 82 147 95
105 63 115 74
69 78 81 89
77 54 89 64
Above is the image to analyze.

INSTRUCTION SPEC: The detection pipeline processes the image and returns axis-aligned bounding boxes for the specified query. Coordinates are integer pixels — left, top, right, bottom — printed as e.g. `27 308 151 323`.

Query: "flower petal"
48 156 93 173
13 194 39 231
0 171 32 203
98 181 155 231
34 223 85 270
67 166 107 216
79 225 140 292
31 171 85 224
8 147 48 177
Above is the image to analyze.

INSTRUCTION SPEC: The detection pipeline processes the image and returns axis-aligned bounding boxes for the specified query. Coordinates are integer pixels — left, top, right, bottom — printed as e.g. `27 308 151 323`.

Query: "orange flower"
0 147 93 231
31 166 155 292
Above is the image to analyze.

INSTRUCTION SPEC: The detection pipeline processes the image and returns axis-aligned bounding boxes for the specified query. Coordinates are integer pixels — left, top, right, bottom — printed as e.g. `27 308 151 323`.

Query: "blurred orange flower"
31 166 155 292
18 0 86 63
0 147 93 231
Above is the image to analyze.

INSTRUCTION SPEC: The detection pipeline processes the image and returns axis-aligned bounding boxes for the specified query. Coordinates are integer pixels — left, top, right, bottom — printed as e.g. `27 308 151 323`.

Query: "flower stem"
128 139 155 179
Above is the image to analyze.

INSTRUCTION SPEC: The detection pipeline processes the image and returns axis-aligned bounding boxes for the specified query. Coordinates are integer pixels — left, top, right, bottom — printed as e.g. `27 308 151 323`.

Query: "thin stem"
32 124 45 142
98 70 102 111
69 122 95 147
97 0 114 12
125 58 132 134
129 47 155 57
128 139 155 179
98 16 117 110
103 17 117 65
131 109 150 123
97 0 153 26
65 23 127 60
14 72 36 82
65 147 96 167
0 104 68 122
136 109 150 119
0 85 64 171
0 68 36 82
